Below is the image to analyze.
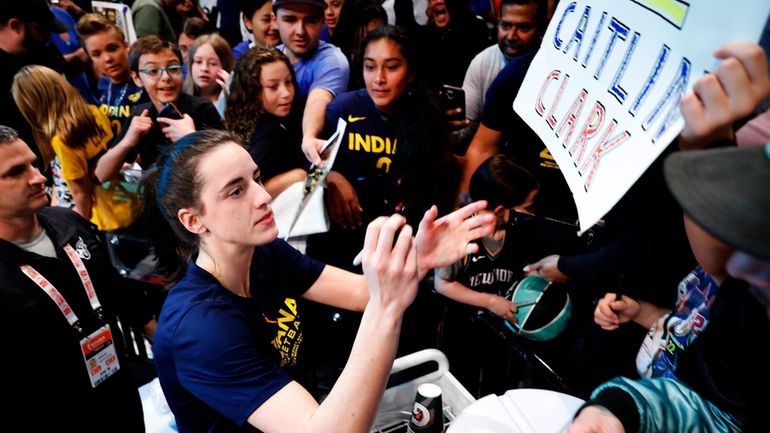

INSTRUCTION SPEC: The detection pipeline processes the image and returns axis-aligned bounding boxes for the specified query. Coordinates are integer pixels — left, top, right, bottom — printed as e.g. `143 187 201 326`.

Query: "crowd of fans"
1 0 769 432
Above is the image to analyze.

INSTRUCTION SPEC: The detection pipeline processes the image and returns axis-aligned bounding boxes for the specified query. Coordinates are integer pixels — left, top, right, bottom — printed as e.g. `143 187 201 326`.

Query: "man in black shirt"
0 125 156 433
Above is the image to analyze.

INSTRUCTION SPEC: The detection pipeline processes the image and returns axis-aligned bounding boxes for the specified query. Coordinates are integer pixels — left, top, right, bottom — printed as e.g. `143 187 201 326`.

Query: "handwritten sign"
514 0 770 233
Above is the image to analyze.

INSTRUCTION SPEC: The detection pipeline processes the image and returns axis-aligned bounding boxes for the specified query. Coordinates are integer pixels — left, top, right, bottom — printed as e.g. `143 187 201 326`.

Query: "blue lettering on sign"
608 31 640 104
583 11 607 69
563 5 591 62
642 57 691 143
594 18 630 81
630 44 671 117
553 1 578 50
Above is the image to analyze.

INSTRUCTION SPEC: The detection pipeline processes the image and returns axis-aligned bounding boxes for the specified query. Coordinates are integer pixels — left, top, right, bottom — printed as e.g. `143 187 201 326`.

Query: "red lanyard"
20 243 103 333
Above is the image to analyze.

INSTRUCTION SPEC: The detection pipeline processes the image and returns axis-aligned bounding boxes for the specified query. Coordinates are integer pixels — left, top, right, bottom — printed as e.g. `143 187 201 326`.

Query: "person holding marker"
142 128 496 433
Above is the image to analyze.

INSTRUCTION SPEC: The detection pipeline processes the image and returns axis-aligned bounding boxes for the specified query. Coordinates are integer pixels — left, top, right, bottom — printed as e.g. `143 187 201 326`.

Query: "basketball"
504 275 572 341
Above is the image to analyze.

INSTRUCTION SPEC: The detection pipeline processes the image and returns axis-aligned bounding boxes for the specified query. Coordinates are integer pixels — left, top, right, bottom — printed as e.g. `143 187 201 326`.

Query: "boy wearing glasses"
96 35 223 177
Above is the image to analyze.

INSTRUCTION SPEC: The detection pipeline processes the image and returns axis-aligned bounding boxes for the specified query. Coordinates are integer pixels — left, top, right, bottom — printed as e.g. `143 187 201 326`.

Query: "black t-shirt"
119 92 224 168
0 207 148 433
247 112 306 181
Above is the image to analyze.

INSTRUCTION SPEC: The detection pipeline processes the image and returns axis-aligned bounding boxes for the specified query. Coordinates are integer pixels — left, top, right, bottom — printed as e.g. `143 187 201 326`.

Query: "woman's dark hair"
241 0 272 18
470 154 538 209
225 47 297 142
332 0 388 64
141 129 244 280
359 25 458 223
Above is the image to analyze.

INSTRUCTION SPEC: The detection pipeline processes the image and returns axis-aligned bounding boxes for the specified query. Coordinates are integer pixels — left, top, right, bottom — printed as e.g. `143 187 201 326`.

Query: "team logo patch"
75 237 91 260
347 114 367 123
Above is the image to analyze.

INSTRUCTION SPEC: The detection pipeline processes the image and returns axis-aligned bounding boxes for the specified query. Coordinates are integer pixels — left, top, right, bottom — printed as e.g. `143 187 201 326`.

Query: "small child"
77 13 149 139
435 154 538 397
95 35 224 179
184 33 234 110
225 47 307 197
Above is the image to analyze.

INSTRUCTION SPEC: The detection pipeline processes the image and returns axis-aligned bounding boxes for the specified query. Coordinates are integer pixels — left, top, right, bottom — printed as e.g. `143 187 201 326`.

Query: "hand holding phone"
157 102 183 121
439 84 465 121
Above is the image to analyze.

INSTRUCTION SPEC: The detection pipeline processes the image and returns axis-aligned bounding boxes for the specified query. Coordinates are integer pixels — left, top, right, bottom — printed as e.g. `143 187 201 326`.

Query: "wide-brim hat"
664 143 770 261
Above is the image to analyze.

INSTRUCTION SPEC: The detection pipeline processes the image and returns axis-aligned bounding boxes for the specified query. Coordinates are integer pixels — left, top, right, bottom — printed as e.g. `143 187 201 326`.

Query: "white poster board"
92 1 137 43
514 0 770 234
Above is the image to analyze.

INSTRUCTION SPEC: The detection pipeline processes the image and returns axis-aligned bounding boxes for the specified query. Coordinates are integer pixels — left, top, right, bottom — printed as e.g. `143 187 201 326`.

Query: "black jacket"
0 207 151 433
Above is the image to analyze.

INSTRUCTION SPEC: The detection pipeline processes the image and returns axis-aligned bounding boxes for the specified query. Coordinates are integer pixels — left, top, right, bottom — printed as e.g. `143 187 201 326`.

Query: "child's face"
260 60 294 118
244 1 280 47
133 48 184 110
324 0 344 32
192 43 223 94
363 38 412 114
83 31 130 84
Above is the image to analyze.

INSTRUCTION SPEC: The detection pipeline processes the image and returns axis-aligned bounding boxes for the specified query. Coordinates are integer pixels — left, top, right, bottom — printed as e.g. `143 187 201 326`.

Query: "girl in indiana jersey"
311 25 458 270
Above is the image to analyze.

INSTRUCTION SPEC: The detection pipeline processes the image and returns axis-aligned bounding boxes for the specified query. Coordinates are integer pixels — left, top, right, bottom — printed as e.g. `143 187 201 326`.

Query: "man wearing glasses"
98 35 223 174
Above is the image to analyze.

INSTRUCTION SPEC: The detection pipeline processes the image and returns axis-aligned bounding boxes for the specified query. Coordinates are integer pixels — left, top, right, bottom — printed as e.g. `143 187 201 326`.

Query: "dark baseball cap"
664 143 770 261
0 0 69 33
273 0 327 12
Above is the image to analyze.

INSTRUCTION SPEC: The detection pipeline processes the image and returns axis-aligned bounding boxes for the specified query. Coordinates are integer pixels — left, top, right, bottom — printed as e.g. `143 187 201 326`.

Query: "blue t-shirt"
278 41 350 100
154 239 325 433
232 40 252 61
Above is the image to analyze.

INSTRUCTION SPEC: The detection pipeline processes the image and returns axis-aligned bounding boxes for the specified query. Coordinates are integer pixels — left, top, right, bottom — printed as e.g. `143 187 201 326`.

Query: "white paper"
514 0 770 234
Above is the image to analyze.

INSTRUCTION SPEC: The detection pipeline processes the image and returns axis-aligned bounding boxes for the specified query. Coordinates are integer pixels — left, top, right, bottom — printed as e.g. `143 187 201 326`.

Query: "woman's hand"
361 214 418 315
326 171 363 229
414 200 495 278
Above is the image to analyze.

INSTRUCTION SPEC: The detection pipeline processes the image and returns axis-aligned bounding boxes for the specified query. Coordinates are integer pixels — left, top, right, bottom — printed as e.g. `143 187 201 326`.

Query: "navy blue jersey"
326 89 404 217
438 227 526 297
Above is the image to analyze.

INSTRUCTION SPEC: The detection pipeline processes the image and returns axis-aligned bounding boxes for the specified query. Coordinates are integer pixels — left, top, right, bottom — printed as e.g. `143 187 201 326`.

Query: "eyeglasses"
138 65 184 80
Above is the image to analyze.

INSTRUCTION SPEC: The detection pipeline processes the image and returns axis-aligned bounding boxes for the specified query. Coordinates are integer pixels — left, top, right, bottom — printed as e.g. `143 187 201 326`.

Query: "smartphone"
439 84 465 121
157 102 183 120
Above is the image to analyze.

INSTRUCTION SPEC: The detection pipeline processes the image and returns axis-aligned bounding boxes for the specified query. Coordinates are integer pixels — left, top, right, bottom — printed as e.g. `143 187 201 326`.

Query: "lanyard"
20 243 103 333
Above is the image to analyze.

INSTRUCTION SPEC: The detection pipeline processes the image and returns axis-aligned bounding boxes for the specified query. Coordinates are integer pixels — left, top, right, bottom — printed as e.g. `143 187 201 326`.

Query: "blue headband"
155 135 197 221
